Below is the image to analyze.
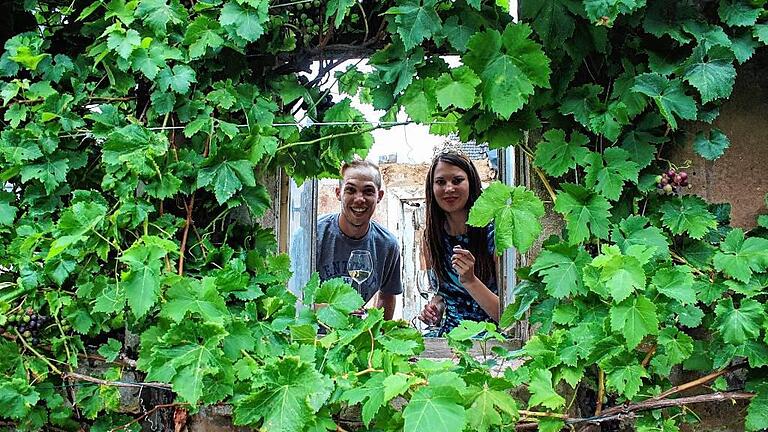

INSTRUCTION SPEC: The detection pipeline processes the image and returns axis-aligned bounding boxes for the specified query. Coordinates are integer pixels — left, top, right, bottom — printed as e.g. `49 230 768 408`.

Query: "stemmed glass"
347 250 373 295
416 269 443 332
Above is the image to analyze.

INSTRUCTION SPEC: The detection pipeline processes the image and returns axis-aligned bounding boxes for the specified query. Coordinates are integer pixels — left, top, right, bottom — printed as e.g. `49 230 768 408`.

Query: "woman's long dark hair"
422 152 495 285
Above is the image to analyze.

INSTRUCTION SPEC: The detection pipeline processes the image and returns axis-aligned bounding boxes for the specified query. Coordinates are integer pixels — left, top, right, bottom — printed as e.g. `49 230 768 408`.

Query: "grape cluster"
315 93 334 112
4 307 54 345
283 0 325 37
656 168 689 195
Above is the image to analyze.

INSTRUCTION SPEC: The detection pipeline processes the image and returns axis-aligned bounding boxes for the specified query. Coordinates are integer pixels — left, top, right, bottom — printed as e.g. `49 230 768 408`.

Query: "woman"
419 151 499 336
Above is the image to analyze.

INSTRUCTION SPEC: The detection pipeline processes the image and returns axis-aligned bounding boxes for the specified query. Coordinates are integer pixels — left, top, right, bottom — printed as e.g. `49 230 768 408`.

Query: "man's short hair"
340 158 382 190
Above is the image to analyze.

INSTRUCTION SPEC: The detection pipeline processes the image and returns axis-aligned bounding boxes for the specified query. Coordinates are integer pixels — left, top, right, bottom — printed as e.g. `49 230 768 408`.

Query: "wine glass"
416 269 443 332
347 250 373 294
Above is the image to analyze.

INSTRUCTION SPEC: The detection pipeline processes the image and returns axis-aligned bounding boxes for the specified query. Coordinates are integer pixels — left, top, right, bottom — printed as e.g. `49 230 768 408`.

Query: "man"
316 159 402 319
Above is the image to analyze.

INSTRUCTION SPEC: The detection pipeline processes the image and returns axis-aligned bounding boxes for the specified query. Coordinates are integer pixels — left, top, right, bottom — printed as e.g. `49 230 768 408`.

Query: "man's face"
336 166 383 230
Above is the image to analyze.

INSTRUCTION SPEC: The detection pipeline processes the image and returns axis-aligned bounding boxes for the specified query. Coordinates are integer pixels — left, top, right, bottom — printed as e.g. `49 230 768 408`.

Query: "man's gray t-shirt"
316 213 402 301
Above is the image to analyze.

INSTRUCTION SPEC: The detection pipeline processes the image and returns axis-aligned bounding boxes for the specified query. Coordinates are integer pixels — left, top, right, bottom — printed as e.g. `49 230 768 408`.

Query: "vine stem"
178 193 195 276
367 328 375 369
354 367 383 377
51 312 74 372
13 329 62 375
669 251 705 276
275 122 411 152
650 364 744 401
517 391 754 430
520 142 557 203
599 391 754 418
595 367 605 416
641 344 657 368
518 410 567 419
62 372 173 390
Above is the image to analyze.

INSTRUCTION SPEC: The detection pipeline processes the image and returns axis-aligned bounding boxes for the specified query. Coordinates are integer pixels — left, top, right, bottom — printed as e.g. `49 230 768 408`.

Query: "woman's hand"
419 295 444 326
451 246 479 285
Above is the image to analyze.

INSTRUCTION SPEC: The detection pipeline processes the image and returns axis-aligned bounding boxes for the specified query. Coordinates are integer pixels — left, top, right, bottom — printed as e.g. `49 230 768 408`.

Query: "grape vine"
0 0 767 431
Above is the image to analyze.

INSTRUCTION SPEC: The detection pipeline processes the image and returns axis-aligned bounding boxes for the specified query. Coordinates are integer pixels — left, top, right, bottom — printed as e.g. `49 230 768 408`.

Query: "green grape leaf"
588 101 630 142
520 0 576 49
107 29 141 59
527 369 565 410
538 418 566 432
335 65 365 97
533 129 590 177
560 84 602 127
660 196 718 239
693 128 730 160
466 386 519 432
463 24 550 119
383 373 419 401
590 245 646 302
753 23 768 43
683 21 732 51
530 243 591 299
341 374 387 425
657 327 694 365
467 182 545 254
652 266 696 304
197 160 256 204
621 128 665 169
184 16 225 59
632 73 697 129
713 228 768 283
388 0 442 51
678 304 705 328
97 338 122 362
135 0 185 34
47 201 107 260
583 0 644 25
369 44 424 95
0 378 40 419
441 16 474 52
220 0 269 43
20 158 69 194
326 0 356 27
718 0 761 27
131 47 164 80
553 183 612 245
731 32 757 63
435 66 480 110
403 385 466 432
611 215 669 258
610 295 659 350
157 65 197 94
119 240 171 318
401 78 437 123
583 148 640 201
605 361 646 400
683 52 736 104
746 383 768 431
4 104 27 127
162 277 228 324
732 341 768 368
714 298 764 344
234 356 333 431
0 191 18 226
314 278 364 328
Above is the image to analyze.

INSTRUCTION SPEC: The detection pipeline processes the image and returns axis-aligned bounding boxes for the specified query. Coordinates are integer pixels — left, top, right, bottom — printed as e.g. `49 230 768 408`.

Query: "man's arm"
376 292 397 320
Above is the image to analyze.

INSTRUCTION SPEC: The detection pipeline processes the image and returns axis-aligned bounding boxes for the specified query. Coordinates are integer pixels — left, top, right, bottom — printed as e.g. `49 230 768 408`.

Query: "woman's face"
432 161 470 215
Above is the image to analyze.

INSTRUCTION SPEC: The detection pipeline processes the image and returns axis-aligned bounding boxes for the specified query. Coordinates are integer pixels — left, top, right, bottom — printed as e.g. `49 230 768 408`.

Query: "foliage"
1 0 767 431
